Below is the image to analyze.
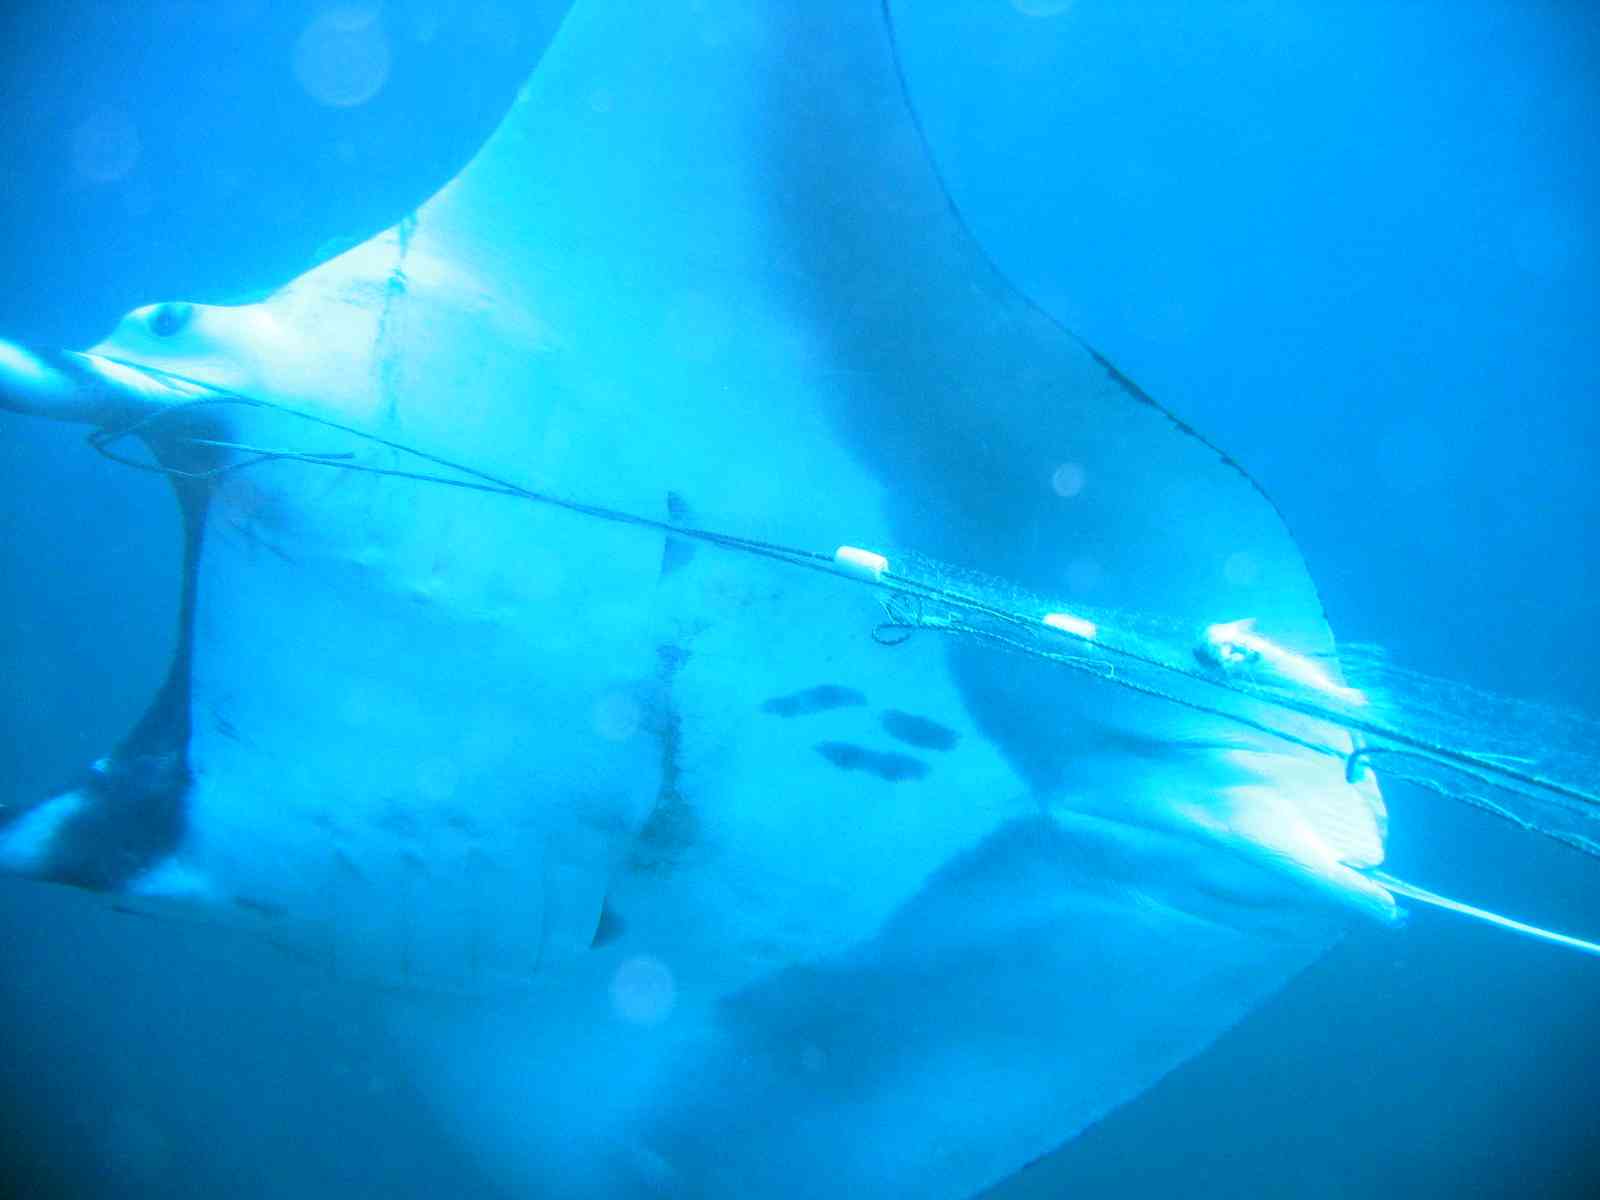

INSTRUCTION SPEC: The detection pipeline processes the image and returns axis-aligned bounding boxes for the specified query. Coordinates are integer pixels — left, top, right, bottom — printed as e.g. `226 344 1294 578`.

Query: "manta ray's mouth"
0 340 205 423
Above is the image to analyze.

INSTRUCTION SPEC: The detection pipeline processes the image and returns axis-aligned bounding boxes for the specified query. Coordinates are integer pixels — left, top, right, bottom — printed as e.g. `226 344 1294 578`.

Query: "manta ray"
0 1 1414 1195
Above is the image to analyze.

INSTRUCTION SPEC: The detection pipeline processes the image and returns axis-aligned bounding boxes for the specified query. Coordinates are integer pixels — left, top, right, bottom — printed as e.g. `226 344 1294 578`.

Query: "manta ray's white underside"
0 2 1398 1196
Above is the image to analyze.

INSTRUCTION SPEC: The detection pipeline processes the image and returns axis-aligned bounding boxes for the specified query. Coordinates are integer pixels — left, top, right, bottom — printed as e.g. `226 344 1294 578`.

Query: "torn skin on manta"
0 2 1396 1197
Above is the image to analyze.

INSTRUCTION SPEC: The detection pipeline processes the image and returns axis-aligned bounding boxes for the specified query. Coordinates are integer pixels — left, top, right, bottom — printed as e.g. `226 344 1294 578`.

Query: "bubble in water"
1050 462 1086 498
611 955 676 1025
293 5 391 109
72 108 141 183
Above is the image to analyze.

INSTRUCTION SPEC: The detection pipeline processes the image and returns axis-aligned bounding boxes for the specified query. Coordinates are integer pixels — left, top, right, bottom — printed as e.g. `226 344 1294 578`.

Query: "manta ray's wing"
0 1 1392 1195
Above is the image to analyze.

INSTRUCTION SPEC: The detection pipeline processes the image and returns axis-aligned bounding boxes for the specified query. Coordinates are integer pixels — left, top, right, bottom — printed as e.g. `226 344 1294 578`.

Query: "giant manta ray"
0 2 1405 1195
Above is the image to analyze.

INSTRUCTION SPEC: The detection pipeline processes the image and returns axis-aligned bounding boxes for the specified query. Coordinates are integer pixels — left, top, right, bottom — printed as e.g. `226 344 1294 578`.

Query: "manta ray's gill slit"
77 358 1600 874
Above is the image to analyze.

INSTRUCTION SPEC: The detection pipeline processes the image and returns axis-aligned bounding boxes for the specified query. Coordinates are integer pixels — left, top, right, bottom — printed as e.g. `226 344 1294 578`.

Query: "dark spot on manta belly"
814 742 929 783
762 685 867 717
880 709 960 751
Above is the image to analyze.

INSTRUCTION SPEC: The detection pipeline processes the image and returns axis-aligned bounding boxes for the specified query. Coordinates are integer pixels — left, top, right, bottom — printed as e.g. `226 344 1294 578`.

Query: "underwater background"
0 2 1594 1197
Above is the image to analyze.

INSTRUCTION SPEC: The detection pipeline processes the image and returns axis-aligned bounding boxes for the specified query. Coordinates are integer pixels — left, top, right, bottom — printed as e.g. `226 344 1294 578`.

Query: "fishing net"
82 357 1600 868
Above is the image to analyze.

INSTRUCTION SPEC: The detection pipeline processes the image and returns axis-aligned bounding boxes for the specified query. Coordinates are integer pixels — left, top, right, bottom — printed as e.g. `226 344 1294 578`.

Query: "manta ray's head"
0 273 344 442
92 299 276 394
79 231 430 425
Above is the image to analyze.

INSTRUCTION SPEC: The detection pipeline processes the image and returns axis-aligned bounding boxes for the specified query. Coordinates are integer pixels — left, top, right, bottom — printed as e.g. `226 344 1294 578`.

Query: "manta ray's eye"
148 302 194 338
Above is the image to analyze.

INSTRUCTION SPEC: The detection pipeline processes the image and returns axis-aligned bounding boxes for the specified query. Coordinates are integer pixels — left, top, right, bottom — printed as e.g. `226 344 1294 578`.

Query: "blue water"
0 2 1594 1196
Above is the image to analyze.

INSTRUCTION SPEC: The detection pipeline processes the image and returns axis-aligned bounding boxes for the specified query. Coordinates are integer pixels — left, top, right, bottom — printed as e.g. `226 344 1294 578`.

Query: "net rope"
86 361 1600 863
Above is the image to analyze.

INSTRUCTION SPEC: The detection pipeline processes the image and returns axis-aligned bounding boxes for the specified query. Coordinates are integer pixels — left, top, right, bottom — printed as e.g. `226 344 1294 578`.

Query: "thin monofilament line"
86 358 1600 854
